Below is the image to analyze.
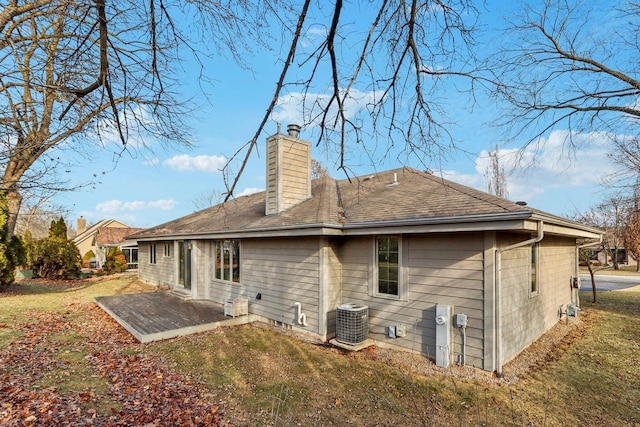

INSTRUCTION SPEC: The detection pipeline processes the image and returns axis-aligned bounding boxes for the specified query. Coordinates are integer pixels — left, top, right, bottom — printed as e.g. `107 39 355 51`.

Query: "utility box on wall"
435 305 452 368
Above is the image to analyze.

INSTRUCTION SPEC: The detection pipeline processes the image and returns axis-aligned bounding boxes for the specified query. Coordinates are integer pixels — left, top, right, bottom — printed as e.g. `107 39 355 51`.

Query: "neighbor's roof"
72 219 133 244
95 227 144 246
129 167 602 240
72 219 114 244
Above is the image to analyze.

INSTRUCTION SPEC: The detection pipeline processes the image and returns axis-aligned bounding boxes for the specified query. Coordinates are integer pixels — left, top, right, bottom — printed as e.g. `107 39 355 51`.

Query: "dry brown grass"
1 275 639 426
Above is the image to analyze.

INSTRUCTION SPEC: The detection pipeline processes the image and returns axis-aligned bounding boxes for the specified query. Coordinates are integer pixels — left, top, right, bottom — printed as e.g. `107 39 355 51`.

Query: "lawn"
1 275 639 426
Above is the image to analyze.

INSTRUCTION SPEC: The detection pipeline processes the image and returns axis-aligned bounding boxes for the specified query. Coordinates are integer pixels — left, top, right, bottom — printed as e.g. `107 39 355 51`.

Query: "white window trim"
211 240 241 284
529 243 539 297
371 235 408 301
149 243 157 265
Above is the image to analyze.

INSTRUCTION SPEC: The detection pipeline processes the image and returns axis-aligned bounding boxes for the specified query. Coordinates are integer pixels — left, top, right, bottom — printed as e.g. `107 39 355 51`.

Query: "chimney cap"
287 124 301 137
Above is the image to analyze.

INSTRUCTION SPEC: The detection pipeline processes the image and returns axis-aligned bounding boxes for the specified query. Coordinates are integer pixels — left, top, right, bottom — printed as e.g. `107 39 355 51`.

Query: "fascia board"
130 224 344 241
341 219 529 236
129 211 601 241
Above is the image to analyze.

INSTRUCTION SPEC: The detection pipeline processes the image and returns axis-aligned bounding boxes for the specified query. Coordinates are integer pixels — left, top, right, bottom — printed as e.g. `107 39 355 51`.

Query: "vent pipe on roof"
287 124 301 138
386 172 400 187
515 201 527 206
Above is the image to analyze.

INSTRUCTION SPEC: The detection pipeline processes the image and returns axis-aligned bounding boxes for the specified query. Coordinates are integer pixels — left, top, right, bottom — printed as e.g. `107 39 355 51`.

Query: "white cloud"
438 170 482 188
95 199 177 214
162 154 227 172
442 129 620 205
237 187 263 197
92 105 156 150
95 200 125 214
271 89 379 129
302 26 328 48
148 199 177 210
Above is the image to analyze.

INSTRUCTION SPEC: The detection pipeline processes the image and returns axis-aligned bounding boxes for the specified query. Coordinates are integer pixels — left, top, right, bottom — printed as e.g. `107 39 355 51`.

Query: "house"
129 125 602 375
73 218 142 268
593 228 637 268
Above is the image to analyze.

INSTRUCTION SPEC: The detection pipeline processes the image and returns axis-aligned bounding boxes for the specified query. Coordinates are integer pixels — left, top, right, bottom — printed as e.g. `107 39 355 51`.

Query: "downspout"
495 220 544 378
574 235 603 308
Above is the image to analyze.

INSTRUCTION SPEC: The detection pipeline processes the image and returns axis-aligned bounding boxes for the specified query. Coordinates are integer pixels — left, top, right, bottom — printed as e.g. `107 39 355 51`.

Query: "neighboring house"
593 228 638 268
129 125 602 375
579 227 638 268
73 218 142 268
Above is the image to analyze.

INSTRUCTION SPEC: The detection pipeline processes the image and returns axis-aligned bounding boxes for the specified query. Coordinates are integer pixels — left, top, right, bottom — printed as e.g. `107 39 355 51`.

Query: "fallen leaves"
0 305 228 426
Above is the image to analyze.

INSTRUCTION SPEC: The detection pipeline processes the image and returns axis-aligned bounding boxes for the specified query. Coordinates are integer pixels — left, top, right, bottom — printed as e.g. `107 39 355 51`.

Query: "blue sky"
52 1 624 230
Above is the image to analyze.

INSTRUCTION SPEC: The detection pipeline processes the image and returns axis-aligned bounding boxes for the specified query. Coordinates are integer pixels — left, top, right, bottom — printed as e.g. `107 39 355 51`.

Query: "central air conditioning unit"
336 303 369 345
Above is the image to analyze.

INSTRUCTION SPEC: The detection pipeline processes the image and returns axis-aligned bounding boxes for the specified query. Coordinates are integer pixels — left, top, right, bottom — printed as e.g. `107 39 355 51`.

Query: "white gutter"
343 211 534 229
130 211 534 242
494 220 544 378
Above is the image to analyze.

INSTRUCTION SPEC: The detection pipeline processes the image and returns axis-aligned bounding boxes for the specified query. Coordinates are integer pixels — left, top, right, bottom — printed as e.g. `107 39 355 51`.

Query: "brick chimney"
265 124 311 215
77 216 87 235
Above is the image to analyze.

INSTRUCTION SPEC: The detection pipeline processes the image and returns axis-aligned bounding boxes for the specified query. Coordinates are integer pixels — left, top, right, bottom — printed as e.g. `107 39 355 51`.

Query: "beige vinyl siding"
321 238 342 339
341 233 485 366
341 237 370 301
194 241 206 299
138 241 174 288
76 239 95 261
209 237 321 333
499 235 575 363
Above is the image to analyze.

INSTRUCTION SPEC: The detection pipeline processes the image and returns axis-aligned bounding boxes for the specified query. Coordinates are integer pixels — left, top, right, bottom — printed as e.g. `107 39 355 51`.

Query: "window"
178 242 185 286
213 240 240 283
530 243 539 295
377 237 399 297
149 243 157 264
163 242 171 257
122 248 138 268
214 242 222 280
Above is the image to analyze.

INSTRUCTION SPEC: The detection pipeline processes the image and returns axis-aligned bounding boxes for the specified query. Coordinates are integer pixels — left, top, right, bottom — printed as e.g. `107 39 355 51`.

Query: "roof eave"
129 222 344 241
342 211 534 234
128 211 601 241
529 211 603 236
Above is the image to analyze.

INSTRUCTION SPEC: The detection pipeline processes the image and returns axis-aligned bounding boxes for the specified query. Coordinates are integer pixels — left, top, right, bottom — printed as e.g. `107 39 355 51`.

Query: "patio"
94 292 257 343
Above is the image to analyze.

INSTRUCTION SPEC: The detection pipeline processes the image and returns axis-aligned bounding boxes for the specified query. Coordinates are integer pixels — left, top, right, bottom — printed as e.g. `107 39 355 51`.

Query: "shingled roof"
130 167 562 240
95 227 145 246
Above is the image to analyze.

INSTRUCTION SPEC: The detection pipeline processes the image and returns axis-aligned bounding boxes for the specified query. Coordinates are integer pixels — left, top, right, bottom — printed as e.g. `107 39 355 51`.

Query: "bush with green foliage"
27 217 81 279
1 193 24 290
103 247 128 274
49 217 68 239
82 250 96 268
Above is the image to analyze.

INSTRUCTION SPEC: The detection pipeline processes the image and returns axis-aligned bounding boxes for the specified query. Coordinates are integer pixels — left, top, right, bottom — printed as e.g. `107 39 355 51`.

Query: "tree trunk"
4 190 22 237
612 249 619 270
587 261 597 303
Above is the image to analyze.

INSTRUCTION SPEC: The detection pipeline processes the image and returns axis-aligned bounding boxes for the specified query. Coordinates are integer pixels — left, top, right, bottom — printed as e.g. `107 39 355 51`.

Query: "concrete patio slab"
94 292 258 343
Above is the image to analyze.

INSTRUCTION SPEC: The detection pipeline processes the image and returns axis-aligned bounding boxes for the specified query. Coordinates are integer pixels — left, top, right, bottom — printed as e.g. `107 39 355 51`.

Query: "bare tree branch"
1 0 283 234
223 0 311 201
491 0 640 150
